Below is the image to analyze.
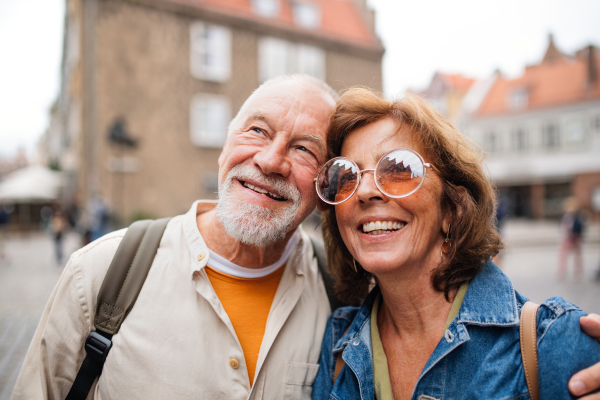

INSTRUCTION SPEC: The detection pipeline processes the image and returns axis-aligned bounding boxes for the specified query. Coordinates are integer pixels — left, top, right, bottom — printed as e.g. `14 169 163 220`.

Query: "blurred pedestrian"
51 209 67 265
557 197 585 280
89 195 109 241
0 205 10 263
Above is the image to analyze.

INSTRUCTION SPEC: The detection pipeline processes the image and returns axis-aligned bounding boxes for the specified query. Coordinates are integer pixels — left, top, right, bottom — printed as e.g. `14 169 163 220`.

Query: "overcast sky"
1 0 599 159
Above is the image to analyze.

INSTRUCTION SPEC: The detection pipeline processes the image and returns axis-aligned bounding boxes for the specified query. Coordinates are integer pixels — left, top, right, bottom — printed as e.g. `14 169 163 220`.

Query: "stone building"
46 0 383 221
464 35 600 219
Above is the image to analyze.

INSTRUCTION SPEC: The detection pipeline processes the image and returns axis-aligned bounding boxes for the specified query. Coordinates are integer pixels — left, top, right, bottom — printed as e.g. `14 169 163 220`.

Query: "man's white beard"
216 164 302 247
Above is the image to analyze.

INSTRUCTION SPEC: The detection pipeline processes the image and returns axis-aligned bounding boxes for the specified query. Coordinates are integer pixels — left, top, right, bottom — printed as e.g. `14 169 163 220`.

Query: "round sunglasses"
314 148 433 205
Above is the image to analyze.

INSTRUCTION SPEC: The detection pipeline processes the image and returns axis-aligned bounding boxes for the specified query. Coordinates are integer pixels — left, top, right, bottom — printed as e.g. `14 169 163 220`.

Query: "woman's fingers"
581 314 600 342
568 315 600 397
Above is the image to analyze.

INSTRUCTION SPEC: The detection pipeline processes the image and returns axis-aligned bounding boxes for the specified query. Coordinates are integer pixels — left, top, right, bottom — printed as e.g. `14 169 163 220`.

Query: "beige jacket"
11 201 331 400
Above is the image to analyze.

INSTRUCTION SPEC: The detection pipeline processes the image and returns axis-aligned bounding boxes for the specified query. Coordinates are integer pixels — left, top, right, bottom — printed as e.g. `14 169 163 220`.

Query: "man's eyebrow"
301 134 326 157
243 111 269 124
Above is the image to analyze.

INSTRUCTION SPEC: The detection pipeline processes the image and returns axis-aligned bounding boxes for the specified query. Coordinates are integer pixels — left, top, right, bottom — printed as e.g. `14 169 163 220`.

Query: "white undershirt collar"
207 231 299 279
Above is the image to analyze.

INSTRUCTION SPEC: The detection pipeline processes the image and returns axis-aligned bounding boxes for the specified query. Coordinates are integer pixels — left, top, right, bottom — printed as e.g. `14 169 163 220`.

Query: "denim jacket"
313 262 600 400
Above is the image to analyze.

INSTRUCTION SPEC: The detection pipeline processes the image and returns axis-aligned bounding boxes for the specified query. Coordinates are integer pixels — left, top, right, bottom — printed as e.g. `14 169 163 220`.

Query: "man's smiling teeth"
242 182 285 200
362 221 405 235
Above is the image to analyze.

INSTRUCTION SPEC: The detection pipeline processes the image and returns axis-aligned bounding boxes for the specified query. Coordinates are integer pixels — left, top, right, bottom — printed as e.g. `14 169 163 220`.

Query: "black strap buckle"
84 331 113 364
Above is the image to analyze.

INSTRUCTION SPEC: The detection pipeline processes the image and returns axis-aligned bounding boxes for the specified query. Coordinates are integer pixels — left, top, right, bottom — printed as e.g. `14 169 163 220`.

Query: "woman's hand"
569 314 600 398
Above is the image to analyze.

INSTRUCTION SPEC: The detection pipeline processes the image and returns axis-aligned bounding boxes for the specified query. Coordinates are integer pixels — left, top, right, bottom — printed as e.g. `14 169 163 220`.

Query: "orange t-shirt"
205 265 285 386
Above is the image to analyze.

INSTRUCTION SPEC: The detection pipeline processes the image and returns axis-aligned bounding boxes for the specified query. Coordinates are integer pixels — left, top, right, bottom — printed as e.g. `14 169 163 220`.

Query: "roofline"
121 0 386 59
470 96 600 120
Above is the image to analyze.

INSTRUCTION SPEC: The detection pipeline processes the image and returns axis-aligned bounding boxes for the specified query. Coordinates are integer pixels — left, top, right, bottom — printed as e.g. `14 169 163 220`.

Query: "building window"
190 94 231 148
258 37 325 82
508 88 528 110
252 0 279 17
293 1 320 29
565 119 586 146
484 131 499 153
511 127 528 151
542 123 560 149
190 22 231 82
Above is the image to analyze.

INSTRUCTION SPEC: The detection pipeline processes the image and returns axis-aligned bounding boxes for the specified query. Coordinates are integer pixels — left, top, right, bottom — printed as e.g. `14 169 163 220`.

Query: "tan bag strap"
95 218 171 335
333 352 345 383
520 301 540 400
333 326 351 383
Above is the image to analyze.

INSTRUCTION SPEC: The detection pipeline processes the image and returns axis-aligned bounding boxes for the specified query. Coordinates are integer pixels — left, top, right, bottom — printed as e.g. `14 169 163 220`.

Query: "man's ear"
317 199 328 212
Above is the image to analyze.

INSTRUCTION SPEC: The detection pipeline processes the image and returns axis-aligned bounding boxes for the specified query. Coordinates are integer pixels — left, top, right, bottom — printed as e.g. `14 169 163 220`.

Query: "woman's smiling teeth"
362 221 405 235
242 181 285 200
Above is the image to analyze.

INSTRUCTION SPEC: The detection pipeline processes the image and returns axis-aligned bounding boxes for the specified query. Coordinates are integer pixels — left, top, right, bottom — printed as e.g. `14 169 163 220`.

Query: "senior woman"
312 88 600 400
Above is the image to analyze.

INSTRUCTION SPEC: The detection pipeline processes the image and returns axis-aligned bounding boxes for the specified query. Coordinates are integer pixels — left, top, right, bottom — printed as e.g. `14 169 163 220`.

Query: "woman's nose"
356 171 384 203
253 140 292 177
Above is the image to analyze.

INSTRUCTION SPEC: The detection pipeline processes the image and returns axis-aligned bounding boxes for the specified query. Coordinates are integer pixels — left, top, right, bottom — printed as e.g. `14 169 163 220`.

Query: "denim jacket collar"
335 261 518 347
457 261 520 327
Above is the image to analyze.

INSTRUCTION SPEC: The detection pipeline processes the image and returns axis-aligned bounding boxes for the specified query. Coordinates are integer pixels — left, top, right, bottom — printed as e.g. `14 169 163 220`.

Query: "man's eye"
252 127 264 134
297 146 309 152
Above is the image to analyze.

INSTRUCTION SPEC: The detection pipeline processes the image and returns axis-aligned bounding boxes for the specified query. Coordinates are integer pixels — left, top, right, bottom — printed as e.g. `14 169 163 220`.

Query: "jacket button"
230 359 240 369
197 252 206 261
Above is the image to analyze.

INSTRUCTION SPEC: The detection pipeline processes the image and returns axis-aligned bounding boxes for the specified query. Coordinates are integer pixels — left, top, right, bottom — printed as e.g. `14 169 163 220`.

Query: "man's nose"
356 171 384 203
253 138 292 177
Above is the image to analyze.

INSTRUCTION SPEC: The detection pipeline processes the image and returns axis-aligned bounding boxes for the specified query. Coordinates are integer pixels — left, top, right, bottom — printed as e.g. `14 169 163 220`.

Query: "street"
0 222 599 398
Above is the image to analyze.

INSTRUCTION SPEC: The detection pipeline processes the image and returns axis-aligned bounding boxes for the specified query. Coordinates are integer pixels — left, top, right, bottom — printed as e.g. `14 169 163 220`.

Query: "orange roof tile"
440 73 476 93
166 0 382 49
476 51 600 117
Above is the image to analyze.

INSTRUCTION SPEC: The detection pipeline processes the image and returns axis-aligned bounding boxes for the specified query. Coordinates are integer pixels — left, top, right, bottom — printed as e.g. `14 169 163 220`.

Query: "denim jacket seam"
457 320 520 327
536 305 569 343
506 392 530 400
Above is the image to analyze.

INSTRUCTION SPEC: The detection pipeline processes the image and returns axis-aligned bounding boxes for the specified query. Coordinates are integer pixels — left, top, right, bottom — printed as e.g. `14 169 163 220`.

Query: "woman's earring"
352 258 358 273
441 225 452 257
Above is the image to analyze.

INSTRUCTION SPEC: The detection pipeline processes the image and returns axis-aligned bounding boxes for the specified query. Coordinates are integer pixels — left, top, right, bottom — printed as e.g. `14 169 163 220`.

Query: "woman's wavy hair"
322 87 503 305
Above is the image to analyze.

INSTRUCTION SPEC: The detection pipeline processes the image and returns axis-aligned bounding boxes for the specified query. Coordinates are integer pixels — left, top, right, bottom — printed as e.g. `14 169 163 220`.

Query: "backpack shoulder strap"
95 218 171 334
309 236 346 312
66 218 170 400
520 301 540 400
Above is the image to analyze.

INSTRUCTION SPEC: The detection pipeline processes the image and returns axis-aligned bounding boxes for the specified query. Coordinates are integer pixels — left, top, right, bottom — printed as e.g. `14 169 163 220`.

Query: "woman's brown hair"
322 87 503 305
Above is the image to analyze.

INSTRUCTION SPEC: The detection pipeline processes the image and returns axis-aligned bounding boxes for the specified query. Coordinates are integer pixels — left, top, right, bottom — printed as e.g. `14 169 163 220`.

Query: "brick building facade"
44 0 383 221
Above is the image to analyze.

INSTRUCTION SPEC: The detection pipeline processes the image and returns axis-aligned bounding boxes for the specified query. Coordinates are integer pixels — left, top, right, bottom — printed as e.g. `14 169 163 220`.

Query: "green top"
371 282 470 400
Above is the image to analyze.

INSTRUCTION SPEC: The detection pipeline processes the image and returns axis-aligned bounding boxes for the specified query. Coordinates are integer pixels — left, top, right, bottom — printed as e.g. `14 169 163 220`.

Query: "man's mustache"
223 164 302 204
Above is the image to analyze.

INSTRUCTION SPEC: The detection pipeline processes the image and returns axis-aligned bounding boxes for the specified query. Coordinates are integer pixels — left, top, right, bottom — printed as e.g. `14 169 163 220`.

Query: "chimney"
542 33 562 64
587 45 597 89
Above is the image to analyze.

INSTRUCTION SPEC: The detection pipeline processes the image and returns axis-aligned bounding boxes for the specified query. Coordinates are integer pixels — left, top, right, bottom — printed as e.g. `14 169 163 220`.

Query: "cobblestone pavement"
501 240 600 314
0 231 81 400
0 224 599 397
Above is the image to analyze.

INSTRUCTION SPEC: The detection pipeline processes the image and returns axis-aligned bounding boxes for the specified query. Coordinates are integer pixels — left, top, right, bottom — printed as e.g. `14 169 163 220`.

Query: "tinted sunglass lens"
376 150 425 197
317 159 358 204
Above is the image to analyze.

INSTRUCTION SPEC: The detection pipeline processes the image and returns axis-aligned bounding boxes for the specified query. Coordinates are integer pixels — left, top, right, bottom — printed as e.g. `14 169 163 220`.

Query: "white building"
464 36 600 219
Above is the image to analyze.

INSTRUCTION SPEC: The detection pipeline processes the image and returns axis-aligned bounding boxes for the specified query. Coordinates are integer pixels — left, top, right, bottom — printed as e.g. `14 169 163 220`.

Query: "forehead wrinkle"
244 92 330 151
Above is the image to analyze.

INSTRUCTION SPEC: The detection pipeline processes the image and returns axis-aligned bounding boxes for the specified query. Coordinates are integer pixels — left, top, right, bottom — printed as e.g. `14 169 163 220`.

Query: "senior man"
11 75 600 400
12 75 335 400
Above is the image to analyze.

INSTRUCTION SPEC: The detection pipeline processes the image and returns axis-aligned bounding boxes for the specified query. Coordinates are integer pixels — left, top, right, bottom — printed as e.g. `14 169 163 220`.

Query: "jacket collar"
457 261 519 326
334 260 519 351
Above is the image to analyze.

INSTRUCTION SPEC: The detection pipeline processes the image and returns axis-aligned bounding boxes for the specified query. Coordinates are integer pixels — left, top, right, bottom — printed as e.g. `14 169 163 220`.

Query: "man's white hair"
228 74 339 136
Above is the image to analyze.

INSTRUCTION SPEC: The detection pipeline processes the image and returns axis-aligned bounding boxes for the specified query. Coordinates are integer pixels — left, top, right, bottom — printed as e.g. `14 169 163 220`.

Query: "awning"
0 165 63 203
